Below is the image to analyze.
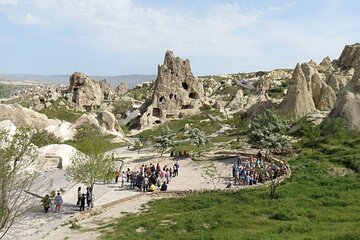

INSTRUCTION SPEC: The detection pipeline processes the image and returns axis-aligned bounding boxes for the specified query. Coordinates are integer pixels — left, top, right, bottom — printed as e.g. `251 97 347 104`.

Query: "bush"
31 129 61 147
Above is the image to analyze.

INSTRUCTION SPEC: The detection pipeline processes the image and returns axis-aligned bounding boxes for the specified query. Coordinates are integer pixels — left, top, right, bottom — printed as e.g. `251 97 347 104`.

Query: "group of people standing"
76 187 93 211
232 153 288 186
124 162 180 192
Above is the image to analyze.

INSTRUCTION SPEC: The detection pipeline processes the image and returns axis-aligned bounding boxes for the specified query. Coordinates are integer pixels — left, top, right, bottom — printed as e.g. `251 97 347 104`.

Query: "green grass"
136 110 223 140
99 133 360 240
127 86 153 101
39 98 82 123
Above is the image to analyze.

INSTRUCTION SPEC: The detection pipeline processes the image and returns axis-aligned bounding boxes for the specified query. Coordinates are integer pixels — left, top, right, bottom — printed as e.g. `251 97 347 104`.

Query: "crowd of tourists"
232 152 289 186
116 162 180 192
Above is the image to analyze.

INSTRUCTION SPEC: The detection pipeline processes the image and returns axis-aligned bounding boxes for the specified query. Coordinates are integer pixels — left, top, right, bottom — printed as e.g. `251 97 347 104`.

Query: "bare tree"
202 163 223 190
0 127 39 239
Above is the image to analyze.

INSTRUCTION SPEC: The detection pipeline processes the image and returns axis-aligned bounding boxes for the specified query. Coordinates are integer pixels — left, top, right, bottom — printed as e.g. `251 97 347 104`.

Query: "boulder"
37 144 80 170
97 111 126 136
328 66 360 129
29 94 46 111
139 50 205 129
0 103 60 129
0 120 17 136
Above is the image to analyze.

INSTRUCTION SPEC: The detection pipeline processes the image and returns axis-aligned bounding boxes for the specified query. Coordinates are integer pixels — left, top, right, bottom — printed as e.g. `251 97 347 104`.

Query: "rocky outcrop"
139 51 205 129
319 56 333 72
116 83 128 96
69 72 103 111
97 111 125 136
279 64 316 119
336 43 360 69
29 94 46 111
328 66 360 129
0 103 60 129
279 62 337 119
225 89 259 111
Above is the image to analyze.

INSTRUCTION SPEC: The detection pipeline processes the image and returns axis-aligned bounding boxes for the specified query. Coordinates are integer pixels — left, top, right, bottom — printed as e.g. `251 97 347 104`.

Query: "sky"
0 0 359 76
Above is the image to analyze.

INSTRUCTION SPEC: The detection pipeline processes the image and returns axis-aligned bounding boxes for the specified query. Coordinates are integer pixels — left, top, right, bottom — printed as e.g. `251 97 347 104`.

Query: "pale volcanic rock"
37 144 80 170
116 83 128 96
69 72 103 111
279 64 316 119
328 66 360 129
139 50 205 129
0 103 60 129
97 111 124 134
319 56 334 72
336 43 360 69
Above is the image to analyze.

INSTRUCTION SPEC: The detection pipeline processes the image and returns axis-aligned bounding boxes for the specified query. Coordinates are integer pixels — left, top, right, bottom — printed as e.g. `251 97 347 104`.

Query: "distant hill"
0 74 157 88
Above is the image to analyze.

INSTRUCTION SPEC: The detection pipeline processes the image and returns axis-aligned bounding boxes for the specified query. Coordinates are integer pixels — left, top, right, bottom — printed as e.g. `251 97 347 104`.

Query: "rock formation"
69 72 103 111
0 103 60 129
328 66 360 129
336 43 360 69
279 64 316 119
97 111 125 136
29 94 46 111
279 62 337 119
139 51 205 129
116 83 128 96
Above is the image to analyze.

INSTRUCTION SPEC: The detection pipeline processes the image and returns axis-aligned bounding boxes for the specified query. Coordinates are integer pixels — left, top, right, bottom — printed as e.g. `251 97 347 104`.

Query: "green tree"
65 124 115 207
0 127 39 237
155 128 177 157
112 99 132 119
300 121 321 151
31 129 61 148
189 128 209 156
320 117 347 136
228 114 248 142
248 110 289 158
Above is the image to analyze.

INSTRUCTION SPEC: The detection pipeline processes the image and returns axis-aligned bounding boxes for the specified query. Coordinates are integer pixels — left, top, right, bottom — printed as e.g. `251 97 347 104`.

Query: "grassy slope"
99 133 360 240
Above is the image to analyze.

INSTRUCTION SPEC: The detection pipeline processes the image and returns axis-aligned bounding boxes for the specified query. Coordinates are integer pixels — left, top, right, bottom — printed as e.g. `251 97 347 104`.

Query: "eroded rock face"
328 66 360 129
69 72 103 111
97 111 125 136
279 64 316 119
139 50 205 129
279 62 337 119
336 43 360 69
116 83 128 96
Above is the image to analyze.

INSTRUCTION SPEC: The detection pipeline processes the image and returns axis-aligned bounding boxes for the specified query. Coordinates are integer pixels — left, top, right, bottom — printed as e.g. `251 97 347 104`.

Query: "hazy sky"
0 0 359 75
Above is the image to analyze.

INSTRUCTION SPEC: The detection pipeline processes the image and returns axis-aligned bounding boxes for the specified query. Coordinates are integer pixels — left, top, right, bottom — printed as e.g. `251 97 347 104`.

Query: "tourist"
143 175 149 192
115 170 120 184
76 186 81 206
41 194 51 213
54 192 63 213
121 171 126 187
160 182 168 191
80 193 86 212
126 168 131 182
86 187 92 209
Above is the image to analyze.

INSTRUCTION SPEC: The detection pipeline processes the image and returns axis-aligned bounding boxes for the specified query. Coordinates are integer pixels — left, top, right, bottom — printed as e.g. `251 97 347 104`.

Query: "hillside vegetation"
98 132 360 240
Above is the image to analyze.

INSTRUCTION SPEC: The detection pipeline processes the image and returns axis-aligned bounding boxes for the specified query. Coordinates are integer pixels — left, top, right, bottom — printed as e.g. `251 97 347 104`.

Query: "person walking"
41 194 51 213
54 192 63 213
